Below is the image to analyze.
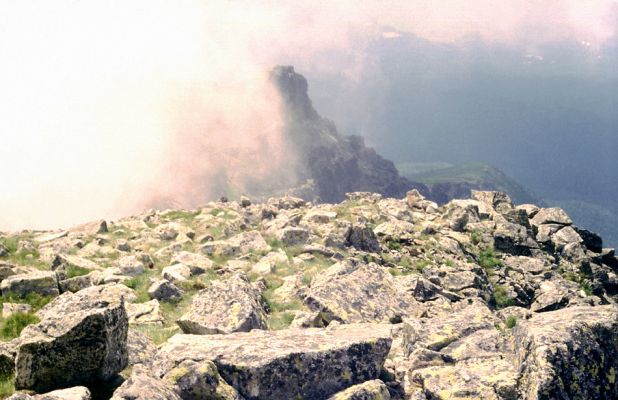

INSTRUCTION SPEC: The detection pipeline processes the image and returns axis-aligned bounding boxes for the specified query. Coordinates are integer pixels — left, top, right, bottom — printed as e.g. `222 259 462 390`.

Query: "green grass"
0 375 14 398
505 315 517 329
266 237 283 250
564 271 593 296
123 274 155 303
493 285 515 309
133 324 178 345
385 240 401 251
0 312 39 340
0 292 52 310
470 230 482 245
0 234 43 267
162 210 201 223
65 264 91 279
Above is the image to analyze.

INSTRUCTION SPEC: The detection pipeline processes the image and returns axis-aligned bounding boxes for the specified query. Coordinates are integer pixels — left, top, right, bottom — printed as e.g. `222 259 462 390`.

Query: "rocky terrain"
0 189 617 399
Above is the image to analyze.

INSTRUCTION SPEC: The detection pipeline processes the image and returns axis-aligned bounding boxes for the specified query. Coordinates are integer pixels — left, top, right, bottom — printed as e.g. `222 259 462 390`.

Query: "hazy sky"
0 1 616 230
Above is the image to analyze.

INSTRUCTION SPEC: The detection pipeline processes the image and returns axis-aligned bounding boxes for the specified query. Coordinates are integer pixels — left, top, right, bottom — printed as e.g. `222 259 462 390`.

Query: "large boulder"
177 273 267 334
304 260 420 324
153 323 393 400
14 284 129 392
513 305 618 399
1 271 59 298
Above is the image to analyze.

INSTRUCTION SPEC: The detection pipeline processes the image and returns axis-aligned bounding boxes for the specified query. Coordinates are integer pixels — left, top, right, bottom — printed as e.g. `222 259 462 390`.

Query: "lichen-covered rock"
512 305 618 399
403 300 499 352
112 256 145 277
409 357 517 400
14 284 128 392
171 251 216 275
7 386 92 399
530 207 573 226
126 300 165 325
162 263 191 283
111 364 182 400
177 272 267 334
153 323 393 400
127 328 156 367
304 260 420 324
201 231 270 258
346 225 381 253
278 227 310 246
1 271 59 298
148 279 183 302
161 359 243 399
327 380 391 400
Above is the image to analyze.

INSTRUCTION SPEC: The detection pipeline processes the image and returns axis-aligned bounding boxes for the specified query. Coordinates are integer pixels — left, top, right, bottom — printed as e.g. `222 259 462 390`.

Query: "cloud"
0 0 615 230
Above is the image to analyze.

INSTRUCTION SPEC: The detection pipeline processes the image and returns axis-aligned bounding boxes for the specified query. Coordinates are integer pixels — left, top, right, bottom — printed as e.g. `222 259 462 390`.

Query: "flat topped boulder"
530 207 573 226
15 284 128 392
153 323 393 400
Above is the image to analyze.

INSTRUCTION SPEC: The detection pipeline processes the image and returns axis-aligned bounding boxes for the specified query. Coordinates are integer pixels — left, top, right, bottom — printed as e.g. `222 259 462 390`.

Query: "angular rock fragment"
177 272 267 334
346 225 381 253
171 251 216 274
304 260 419 324
148 279 183 302
14 285 128 392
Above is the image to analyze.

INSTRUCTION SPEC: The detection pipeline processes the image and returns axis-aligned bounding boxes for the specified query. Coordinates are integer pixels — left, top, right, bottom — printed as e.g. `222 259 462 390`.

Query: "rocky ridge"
0 190 617 399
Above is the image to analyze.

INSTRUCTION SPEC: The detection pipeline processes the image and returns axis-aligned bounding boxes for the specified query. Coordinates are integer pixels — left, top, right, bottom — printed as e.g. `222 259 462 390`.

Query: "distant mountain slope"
399 162 540 206
270 66 427 203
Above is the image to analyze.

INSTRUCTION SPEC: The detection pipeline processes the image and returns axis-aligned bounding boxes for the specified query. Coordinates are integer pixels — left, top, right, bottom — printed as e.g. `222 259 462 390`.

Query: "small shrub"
267 311 296 331
493 285 515 309
385 240 401 251
0 312 39 340
0 292 52 311
0 374 14 398
65 264 91 279
470 230 482 245
505 315 517 329
479 248 503 275
580 280 593 296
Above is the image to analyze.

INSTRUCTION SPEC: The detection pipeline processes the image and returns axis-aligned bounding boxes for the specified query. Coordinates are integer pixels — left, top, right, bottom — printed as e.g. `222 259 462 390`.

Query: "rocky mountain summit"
0 190 617 399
